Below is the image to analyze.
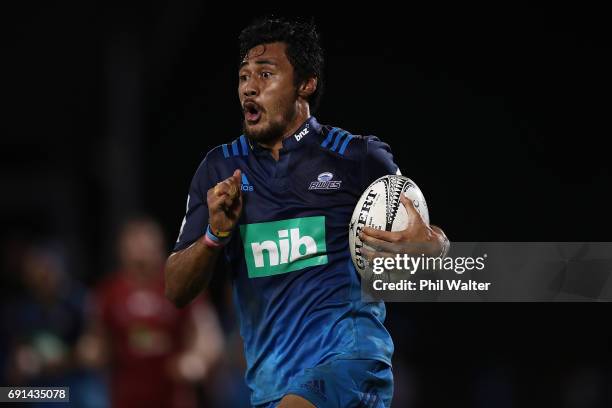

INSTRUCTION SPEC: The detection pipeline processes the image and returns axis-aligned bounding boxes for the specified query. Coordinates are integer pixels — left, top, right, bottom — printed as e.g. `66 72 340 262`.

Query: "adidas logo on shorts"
301 379 327 401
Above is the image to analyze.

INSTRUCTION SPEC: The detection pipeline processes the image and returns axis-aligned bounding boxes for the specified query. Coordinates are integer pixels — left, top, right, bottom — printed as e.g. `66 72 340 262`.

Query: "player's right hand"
207 169 243 236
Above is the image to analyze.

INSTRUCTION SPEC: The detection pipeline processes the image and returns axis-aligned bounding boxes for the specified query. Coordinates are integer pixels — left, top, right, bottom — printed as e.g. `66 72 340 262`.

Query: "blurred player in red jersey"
78 217 223 408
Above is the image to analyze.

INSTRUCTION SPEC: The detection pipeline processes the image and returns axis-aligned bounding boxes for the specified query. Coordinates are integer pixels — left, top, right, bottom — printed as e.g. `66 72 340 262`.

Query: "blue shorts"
256 359 393 408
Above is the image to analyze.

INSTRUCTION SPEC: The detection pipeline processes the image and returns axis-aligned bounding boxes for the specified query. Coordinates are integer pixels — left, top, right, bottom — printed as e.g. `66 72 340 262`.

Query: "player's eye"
239 74 249 82
261 72 272 79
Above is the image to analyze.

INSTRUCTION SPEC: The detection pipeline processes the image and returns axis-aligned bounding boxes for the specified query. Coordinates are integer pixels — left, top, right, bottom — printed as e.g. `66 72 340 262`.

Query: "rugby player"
165 17 448 408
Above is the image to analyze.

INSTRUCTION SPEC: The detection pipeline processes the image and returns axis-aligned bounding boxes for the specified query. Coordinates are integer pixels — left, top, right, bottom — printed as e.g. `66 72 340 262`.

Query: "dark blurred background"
2 4 611 407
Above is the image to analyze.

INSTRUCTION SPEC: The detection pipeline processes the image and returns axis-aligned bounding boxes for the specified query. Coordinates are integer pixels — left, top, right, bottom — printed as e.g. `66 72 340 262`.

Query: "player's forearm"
165 238 220 307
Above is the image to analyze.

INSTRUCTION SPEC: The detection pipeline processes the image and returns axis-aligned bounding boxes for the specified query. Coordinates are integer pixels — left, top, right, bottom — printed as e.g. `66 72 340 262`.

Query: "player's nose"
242 78 259 97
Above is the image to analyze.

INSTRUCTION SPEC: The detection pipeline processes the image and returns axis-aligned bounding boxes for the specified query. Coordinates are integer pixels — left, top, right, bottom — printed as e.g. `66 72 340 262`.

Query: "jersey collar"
248 116 321 154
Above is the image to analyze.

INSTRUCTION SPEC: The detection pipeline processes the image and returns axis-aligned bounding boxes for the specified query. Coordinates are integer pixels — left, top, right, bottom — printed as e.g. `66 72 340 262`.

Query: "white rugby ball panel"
348 175 429 277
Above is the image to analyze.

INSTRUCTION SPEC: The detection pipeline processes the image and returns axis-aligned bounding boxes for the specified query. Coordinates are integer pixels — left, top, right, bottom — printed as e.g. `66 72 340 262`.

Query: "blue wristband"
206 224 230 245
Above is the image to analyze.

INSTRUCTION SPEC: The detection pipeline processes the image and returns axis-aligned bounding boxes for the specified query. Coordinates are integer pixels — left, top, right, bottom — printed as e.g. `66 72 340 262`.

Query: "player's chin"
244 121 267 140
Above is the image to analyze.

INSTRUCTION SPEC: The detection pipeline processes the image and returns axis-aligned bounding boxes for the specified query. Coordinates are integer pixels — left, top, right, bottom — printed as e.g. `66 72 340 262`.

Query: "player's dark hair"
239 16 324 112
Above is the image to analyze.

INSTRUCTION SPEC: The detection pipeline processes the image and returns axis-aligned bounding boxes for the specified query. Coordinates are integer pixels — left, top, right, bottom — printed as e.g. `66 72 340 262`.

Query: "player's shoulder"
196 134 250 170
317 123 387 160
93 271 125 301
188 135 248 186
203 134 251 164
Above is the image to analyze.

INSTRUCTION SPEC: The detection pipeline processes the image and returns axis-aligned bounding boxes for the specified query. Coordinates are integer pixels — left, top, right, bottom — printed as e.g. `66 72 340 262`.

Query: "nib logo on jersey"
239 216 328 278
241 173 254 192
309 172 342 190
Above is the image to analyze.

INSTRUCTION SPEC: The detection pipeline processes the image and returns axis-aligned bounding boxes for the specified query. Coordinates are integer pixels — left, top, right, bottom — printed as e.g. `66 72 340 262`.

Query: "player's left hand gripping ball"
360 194 448 261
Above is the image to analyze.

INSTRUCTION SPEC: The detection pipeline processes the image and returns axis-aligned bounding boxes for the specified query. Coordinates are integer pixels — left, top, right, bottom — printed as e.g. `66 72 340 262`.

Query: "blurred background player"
79 217 224 408
1 243 107 408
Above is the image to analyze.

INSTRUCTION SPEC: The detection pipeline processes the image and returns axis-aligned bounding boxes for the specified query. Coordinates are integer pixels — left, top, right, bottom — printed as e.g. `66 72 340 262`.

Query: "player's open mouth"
244 102 262 124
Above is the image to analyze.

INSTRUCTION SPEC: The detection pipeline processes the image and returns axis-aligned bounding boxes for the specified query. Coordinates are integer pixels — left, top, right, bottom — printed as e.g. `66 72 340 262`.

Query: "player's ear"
298 77 317 99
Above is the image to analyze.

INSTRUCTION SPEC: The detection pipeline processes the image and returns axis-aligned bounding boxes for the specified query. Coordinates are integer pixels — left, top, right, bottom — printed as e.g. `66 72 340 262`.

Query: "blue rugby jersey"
173 117 399 405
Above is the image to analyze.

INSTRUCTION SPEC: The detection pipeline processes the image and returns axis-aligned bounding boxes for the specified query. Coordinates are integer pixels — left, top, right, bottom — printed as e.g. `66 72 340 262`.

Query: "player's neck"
259 103 310 161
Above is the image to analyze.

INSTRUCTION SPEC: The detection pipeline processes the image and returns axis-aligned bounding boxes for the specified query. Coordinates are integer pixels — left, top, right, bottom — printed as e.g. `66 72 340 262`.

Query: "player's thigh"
277 394 316 408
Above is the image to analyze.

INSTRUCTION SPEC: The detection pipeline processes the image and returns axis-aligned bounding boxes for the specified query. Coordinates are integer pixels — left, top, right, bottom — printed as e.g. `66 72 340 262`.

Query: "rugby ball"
348 175 429 278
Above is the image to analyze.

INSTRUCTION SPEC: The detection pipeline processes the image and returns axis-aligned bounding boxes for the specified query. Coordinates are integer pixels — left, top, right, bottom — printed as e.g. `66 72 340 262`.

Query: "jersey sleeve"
363 136 401 186
173 153 218 252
